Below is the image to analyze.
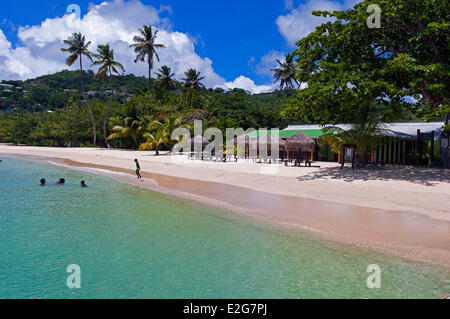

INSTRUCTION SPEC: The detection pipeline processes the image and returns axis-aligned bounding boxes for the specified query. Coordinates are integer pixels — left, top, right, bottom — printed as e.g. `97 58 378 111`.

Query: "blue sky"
0 0 358 92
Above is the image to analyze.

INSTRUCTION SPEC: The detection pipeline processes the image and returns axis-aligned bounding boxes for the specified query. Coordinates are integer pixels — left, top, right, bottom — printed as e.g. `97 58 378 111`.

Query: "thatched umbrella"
285 132 316 151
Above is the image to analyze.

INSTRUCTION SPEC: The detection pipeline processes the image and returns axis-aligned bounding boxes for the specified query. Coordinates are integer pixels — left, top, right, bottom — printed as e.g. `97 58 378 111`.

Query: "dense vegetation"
0 70 296 148
1 0 448 155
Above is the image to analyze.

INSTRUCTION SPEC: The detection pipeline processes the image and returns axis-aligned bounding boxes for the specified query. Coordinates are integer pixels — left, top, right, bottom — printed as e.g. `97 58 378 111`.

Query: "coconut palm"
130 25 166 91
61 32 97 146
91 44 125 148
139 128 167 155
155 65 175 90
271 53 299 91
107 116 148 149
181 69 205 90
148 115 190 151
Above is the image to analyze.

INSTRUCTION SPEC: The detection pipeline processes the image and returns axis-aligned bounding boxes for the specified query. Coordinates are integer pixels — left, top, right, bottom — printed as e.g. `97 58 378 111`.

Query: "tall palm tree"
130 25 166 91
155 65 175 90
181 69 205 90
91 44 125 148
271 53 299 91
61 32 97 146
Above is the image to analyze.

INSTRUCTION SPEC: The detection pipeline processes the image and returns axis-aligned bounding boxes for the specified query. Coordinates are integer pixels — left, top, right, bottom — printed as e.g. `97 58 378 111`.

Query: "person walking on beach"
135 159 142 179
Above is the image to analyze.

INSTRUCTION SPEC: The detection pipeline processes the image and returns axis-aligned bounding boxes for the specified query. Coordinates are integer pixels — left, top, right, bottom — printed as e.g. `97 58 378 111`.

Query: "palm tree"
148 114 190 152
271 53 299 91
140 128 167 155
130 25 166 91
61 32 97 146
155 65 175 90
181 68 205 90
91 44 125 148
107 116 148 149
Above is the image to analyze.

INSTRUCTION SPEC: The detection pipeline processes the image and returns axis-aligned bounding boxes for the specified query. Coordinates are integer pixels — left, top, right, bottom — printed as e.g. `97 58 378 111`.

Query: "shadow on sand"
297 165 449 186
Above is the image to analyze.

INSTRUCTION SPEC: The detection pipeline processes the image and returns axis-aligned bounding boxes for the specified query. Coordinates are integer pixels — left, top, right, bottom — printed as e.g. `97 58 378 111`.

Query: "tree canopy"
281 0 449 125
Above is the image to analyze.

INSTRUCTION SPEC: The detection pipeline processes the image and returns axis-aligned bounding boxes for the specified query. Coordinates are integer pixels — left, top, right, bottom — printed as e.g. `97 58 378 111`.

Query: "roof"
246 128 339 139
284 122 445 140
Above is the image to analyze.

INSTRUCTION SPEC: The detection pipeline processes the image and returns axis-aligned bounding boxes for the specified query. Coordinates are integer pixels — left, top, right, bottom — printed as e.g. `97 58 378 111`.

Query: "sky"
0 0 359 93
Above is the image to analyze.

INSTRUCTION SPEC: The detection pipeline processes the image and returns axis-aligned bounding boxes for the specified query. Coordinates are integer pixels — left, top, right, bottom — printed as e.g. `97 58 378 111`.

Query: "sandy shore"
1 145 449 267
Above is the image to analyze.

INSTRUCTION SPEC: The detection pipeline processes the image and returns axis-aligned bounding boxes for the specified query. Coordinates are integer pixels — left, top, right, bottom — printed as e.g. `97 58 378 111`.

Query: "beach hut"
285 132 316 161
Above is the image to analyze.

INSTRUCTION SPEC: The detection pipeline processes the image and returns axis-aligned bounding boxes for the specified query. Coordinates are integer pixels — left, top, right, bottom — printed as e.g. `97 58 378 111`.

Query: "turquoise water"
0 156 448 299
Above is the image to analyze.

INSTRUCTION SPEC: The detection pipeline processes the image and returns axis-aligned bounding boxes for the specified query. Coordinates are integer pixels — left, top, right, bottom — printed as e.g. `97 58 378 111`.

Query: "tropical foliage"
181 69 205 90
271 53 299 91
155 65 176 90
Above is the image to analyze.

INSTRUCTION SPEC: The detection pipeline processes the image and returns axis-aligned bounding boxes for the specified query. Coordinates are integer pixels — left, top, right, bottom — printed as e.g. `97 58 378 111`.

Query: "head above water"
81 180 85 186
59 178 65 184
40 178 46 185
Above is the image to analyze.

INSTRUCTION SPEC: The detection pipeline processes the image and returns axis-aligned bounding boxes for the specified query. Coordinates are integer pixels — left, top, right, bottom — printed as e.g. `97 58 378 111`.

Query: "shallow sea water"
0 156 448 298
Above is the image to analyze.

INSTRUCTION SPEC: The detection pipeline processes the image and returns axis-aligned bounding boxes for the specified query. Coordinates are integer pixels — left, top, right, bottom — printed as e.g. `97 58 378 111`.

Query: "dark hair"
59 178 65 184
135 159 138 161
40 178 46 185
81 180 85 185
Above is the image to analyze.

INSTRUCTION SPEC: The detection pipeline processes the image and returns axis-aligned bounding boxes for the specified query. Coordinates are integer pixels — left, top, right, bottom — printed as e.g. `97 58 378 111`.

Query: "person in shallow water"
40 178 46 186
54 178 65 185
135 159 142 179
81 180 88 187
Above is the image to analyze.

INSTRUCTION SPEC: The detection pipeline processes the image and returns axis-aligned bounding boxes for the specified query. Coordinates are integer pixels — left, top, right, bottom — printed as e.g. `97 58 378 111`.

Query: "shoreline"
1 146 449 268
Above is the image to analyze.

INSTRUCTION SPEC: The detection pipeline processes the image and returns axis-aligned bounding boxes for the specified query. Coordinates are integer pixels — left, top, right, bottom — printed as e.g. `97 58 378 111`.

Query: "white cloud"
0 0 271 93
284 0 295 10
218 76 274 94
276 0 360 46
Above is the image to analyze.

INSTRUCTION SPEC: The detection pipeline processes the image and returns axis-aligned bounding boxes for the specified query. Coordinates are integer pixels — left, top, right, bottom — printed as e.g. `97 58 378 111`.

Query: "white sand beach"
1 145 449 266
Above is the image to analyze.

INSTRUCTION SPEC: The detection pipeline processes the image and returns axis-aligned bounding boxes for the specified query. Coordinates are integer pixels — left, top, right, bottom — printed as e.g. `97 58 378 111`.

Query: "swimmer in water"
81 180 88 187
54 178 65 185
40 178 46 186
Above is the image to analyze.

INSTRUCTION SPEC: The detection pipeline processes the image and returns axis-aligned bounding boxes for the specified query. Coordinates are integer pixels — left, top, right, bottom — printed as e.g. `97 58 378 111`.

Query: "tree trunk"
80 57 97 146
148 62 152 91
103 70 113 149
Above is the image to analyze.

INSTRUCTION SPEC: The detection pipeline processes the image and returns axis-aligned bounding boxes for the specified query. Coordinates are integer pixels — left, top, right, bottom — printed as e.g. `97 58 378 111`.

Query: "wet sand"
1 146 449 267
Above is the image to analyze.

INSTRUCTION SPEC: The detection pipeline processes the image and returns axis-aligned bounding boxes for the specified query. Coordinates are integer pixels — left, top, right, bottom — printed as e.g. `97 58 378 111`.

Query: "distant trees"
155 66 176 90
130 25 166 91
181 69 205 90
